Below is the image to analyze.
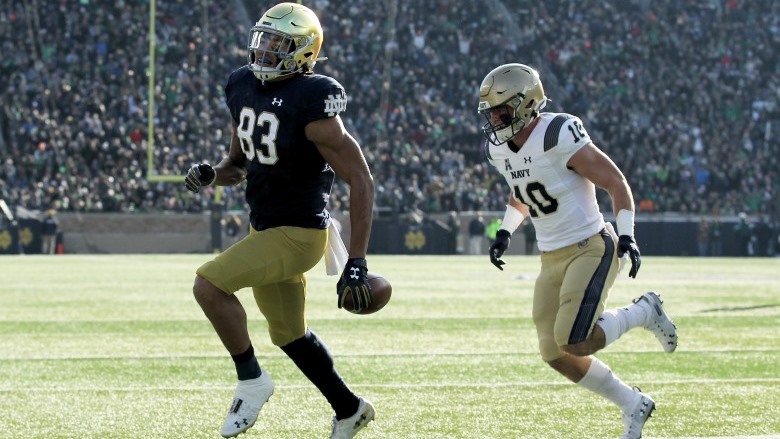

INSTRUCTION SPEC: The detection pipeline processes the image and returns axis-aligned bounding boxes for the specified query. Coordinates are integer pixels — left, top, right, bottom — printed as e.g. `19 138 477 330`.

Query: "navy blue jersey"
225 67 347 231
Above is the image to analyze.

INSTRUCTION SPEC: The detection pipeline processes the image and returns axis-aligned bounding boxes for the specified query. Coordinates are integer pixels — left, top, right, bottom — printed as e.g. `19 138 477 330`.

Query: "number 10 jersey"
486 112 605 251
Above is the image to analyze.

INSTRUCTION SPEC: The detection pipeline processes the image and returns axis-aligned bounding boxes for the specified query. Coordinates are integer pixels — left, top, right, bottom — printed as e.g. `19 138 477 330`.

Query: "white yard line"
653 437 780 439
3 377 779 392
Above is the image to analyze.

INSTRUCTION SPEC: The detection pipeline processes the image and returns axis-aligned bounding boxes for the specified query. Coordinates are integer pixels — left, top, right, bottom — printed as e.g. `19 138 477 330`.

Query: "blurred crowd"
1 0 778 222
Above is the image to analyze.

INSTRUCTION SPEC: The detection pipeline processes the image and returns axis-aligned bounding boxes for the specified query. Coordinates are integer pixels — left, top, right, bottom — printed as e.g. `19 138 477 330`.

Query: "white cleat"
635 291 678 353
330 398 375 439
620 388 655 439
220 371 275 438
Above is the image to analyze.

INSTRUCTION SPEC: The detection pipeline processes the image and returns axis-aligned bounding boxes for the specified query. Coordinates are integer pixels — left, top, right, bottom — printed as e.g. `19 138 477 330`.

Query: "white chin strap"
496 120 526 144
495 126 515 143
251 67 297 82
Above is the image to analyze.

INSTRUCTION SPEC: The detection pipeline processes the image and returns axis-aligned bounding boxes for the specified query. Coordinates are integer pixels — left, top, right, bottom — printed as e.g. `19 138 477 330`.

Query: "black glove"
184 163 216 193
617 235 641 278
489 229 512 271
337 258 373 311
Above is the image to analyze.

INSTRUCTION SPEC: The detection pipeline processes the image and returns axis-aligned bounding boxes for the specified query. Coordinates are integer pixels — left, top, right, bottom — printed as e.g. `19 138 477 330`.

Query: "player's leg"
192 275 252 356
193 273 267 437
535 231 652 438
598 291 678 353
255 280 373 437
250 227 374 438
556 229 618 357
195 226 321 437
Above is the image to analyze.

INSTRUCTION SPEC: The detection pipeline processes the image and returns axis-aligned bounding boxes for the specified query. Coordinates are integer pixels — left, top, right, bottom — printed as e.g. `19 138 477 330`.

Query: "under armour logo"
233 418 249 428
524 156 532 164
349 267 360 280
271 98 283 106
354 413 367 428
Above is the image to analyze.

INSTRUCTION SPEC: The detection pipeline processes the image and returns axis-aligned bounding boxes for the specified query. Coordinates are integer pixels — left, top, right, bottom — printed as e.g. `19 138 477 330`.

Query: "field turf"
1 255 778 438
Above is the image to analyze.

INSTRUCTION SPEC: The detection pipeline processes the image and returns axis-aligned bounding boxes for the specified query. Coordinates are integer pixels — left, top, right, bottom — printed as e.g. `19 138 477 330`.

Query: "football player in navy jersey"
184 3 375 438
479 64 678 439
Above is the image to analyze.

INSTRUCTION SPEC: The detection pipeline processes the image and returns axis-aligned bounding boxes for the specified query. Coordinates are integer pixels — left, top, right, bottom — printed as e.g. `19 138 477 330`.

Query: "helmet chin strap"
495 119 525 144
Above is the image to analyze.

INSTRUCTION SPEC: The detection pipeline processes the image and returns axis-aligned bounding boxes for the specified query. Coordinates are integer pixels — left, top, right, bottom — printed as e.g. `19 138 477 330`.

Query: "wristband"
616 209 635 237
500 205 525 234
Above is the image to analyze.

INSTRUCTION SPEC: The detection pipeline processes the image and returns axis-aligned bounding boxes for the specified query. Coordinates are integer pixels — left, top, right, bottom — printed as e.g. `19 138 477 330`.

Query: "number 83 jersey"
486 112 605 252
224 67 346 231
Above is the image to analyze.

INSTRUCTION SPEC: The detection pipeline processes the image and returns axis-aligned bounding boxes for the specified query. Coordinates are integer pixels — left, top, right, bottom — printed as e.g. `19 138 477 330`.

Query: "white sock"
597 301 649 347
577 357 636 411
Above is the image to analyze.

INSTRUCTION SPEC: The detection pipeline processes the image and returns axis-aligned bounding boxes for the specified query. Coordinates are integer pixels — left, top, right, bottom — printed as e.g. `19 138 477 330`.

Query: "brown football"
342 272 392 315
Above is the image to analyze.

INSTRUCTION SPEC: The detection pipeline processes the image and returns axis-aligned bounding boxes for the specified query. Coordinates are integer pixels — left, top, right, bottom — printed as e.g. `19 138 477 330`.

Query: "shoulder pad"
543 114 573 152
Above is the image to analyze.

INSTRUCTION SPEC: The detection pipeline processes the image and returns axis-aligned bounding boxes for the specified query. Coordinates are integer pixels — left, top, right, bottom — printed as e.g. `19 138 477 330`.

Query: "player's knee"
561 341 597 357
545 355 566 373
539 338 563 363
193 276 223 307
268 326 306 347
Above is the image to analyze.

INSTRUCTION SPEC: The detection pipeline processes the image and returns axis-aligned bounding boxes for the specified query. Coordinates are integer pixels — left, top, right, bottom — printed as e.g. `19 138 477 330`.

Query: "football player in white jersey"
478 63 678 439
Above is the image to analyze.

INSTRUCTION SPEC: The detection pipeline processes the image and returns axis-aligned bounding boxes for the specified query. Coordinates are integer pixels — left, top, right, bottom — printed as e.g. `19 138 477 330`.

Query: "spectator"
0 0 776 224
446 210 461 254
40 208 59 255
734 212 754 256
468 213 486 255
485 217 501 247
223 213 244 248
709 215 723 257
697 218 710 257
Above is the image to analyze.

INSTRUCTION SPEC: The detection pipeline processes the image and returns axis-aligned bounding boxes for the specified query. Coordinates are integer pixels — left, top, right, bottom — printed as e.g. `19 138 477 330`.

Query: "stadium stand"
1 0 778 223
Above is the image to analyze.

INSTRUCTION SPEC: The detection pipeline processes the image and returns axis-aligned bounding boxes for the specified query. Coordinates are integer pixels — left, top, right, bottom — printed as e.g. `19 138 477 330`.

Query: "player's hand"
489 229 511 271
185 163 216 193
617 235 641 278
337 258 373 311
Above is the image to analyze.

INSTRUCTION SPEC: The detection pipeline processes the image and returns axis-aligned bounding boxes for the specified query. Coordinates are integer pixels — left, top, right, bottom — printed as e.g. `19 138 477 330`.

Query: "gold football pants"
197 226 327 346
532 229 618 362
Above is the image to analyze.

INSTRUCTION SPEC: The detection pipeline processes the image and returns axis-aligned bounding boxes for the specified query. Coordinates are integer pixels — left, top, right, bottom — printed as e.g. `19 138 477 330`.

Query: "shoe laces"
622 388 651 435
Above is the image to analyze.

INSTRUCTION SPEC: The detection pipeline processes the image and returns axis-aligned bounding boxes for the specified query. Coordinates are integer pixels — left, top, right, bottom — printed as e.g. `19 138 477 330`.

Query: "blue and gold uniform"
187 4 376 437
197 68 349 346
225 67 346 231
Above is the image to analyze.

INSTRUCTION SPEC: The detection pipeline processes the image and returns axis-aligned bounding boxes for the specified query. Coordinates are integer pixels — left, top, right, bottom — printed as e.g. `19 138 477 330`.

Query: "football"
342 272 392 315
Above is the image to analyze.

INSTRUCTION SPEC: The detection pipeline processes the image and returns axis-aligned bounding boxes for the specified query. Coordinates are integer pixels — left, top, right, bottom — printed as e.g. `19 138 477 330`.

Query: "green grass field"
0 255 778 438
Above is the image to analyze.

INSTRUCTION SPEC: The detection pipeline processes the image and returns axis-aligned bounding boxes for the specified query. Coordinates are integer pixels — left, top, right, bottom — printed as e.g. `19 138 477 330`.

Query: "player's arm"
567 142 633 215
307 115 375 258
184 120 247 192
309 115 376 311
567 142 641 277
212 120 248 186
489 193 530 271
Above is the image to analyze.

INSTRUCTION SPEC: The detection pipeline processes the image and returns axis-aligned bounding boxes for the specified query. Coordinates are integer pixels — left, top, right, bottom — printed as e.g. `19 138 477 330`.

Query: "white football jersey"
486 112 605 251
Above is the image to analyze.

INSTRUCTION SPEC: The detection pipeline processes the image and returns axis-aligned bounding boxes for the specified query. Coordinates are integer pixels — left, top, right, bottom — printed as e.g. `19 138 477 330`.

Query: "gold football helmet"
247 2 327 82
478 63 547 145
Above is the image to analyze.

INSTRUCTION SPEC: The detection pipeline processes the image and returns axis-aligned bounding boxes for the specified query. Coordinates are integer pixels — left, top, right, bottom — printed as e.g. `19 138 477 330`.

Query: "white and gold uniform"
486 112 604 251
487 112 619 361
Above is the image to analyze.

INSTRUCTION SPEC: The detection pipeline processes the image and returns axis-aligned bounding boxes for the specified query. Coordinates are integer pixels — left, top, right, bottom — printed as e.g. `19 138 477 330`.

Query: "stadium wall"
0 212 762 257
58 213 212 254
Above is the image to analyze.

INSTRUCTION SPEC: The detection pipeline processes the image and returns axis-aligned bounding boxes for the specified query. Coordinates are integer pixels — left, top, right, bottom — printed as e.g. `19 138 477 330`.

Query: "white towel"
325 221 348 275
